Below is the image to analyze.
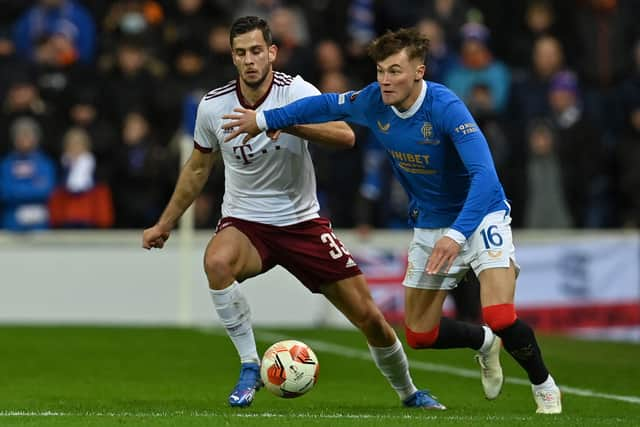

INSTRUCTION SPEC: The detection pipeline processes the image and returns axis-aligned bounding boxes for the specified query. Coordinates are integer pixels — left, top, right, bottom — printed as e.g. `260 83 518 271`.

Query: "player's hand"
267 129 281 140
426 236 461 275
142 224 171 250
222 108 260 143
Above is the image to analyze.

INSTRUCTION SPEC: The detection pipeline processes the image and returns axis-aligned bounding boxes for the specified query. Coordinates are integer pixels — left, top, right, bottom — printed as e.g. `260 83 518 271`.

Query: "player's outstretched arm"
142 149 217 249
283 122 354 149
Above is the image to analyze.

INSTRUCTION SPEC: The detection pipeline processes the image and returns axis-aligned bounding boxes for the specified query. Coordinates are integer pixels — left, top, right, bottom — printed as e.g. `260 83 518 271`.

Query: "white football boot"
475 334 504 400
532 383 562 414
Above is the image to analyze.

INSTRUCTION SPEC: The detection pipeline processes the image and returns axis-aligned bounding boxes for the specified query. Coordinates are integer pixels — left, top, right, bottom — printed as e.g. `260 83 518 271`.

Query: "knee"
204 253 234 286
355 308 387 333
351 307 392 340
404 324 439 349
482 303 517 332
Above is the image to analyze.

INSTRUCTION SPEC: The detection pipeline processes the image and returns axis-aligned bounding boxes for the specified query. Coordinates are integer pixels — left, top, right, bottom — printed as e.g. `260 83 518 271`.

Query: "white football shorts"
403 209 519 290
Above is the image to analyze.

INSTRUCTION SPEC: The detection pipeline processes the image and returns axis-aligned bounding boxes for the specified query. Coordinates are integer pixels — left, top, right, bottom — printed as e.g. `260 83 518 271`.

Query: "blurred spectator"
355 135 409 237
269 7 312 76
313 39 344 82
48 127 114 228
232 0 281 20
100 36 163 127
101 0 164 55
299 0 350 46
156 37 210 142
508 0 562 68
12 0 96 64
163 0 215 50
507 35 566 222
617 39 640 137
445 22 511 113
614 42 640 227
466 84 510 183
0 116 56 231
575 0 637 90
375 0 430 32
547 70 606 228
67 86 117 182
58 127 94 193
344 0 377 84
203 22 236 87
523 119 572 228
509 35 565 124
311 71 362 227
0 29 19 103
424 0 470 48
416 18 456 84
111 111 177 228
614 103 640 227
574 0 639 137
29 28 96 129
0 67 55 157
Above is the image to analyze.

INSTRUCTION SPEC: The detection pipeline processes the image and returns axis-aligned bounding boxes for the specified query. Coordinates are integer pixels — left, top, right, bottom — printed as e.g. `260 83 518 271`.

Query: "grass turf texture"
0 326 638 426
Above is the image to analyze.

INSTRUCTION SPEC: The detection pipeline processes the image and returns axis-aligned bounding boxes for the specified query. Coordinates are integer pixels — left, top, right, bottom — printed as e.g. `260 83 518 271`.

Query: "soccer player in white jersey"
142 16 444 410
223 27 562 414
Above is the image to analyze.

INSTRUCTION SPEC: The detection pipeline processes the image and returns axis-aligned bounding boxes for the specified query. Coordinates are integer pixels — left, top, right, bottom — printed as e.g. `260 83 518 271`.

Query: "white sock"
368 337 418 400
210 282 259 364
478 325 495 353
532 375 556 390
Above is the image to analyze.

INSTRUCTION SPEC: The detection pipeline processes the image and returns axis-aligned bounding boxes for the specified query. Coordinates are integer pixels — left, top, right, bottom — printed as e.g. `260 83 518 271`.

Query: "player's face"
231 29 277 89
376 49 425 110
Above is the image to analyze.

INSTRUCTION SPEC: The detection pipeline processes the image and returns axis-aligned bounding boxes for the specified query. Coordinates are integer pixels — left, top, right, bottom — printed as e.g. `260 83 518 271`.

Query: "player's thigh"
403 228 468 289
404 287 448 332
478 261 517 307
465 209 518 307
204 226 262 283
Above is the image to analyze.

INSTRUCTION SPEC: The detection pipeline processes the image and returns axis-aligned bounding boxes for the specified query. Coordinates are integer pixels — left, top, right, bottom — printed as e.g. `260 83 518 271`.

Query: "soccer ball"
260 340 319 398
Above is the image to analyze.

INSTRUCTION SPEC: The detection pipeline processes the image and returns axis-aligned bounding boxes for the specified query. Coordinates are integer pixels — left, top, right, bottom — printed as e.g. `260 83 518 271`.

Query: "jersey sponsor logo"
389 150 430 165
377 120 390 133
454 122 479 135
233 144 254 164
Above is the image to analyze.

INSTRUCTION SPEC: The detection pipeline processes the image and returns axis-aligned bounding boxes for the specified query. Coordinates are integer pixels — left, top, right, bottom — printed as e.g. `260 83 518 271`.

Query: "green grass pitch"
0 326 638 426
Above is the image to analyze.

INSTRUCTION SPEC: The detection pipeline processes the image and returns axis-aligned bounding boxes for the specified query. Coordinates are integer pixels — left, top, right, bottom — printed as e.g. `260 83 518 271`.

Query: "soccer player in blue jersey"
222 28 562 414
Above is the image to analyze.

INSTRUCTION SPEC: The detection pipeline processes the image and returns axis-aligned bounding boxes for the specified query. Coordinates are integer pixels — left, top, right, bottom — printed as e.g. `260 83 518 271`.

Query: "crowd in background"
0 0 639 232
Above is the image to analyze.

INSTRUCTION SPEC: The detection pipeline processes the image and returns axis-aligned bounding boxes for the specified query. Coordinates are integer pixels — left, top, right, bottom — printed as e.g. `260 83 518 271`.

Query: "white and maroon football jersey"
193 72 321 226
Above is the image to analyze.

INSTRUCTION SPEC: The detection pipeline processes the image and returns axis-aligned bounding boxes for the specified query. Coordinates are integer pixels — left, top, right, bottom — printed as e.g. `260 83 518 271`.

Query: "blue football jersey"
262 80 507 239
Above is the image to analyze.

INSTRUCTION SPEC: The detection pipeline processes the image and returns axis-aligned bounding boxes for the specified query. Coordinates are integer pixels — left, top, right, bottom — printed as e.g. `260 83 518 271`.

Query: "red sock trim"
482 303 517 331
405 324 440 349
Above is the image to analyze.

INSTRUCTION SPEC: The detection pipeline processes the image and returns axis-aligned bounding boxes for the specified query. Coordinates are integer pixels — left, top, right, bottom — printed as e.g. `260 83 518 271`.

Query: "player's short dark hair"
367 28 429 63
229 16 272 47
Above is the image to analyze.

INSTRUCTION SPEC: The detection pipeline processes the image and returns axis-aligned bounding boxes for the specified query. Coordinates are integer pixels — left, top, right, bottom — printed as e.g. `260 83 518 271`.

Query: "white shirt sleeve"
288 75 321 103
193 98 220 152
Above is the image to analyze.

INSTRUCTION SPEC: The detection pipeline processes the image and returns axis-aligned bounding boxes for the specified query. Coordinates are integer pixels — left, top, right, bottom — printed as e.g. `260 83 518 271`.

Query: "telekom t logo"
233 144 253 164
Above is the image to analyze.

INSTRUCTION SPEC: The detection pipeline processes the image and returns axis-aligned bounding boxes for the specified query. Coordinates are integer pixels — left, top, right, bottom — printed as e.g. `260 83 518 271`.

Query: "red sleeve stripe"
194 141 213 153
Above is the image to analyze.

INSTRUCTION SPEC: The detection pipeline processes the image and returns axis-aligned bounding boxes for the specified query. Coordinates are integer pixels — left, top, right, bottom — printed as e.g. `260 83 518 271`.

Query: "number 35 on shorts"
320 232 350 259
